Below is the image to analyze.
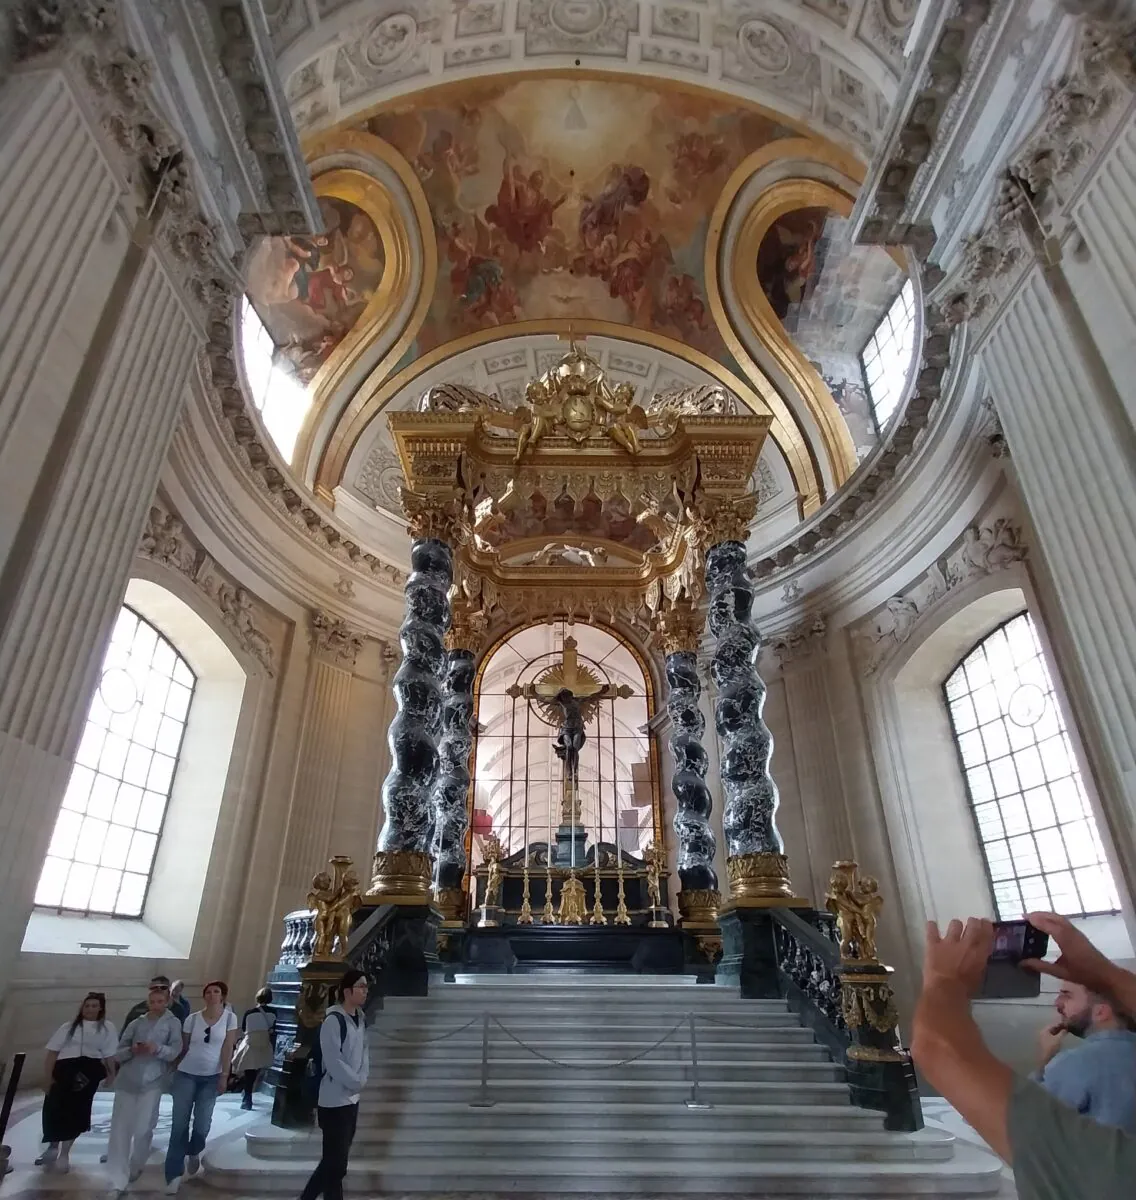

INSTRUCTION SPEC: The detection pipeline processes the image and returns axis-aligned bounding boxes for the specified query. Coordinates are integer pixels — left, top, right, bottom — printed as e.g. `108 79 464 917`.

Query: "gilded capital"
690 493 759 550
445 600 488 653
400 487 466 545
655 599 704 656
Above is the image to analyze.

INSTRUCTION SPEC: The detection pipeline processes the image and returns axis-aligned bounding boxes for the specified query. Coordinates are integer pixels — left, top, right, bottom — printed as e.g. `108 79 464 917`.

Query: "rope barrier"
488 1013 688 1071
370 1015 482 1045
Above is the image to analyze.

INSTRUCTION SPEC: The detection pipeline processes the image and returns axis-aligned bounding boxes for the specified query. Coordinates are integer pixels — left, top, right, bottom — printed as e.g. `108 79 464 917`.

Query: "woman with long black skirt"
36 992 118 1172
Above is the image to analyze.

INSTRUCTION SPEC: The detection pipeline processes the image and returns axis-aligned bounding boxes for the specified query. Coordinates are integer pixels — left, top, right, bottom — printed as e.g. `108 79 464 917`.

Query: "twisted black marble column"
666 649 718 906
431 646 475 919
371 537 452 894
706 539 788 897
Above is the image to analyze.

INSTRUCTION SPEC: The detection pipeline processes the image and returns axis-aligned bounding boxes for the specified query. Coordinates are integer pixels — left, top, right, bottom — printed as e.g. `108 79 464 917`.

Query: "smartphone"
979 919 1051 999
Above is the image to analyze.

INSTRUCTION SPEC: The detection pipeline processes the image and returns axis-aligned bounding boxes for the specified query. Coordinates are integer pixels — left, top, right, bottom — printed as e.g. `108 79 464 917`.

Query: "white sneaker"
165 1177 181 1194
186 1154 200 1176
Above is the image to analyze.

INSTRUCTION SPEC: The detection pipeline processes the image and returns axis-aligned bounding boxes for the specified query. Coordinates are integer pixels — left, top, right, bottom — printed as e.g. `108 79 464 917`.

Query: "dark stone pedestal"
271 1057 310 1130
463 925 685 974
381 904 442 996
847 1053 923 1132
716 907 780 997
554 824 588 867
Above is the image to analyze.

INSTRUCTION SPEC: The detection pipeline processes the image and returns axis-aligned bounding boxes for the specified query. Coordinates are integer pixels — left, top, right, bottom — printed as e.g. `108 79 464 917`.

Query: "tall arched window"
35 606 196 917
944 611 1119 919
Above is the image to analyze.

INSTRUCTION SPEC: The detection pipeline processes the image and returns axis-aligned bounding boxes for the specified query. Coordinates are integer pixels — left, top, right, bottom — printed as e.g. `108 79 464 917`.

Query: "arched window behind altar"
472 622 656 869
944 611 1120 920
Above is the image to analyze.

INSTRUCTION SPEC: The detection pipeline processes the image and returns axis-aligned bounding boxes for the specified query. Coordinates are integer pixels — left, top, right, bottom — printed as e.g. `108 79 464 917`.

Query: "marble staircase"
201 974 1006 1197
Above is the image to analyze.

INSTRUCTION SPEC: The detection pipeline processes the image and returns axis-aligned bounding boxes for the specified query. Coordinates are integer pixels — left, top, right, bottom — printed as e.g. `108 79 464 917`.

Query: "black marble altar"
665 649 717 892
376 537 452 854
463 925 685 974
706 539 783 858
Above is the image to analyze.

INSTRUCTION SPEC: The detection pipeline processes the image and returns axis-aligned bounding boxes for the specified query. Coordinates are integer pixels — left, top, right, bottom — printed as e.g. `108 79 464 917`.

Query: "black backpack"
302 1011 347 1106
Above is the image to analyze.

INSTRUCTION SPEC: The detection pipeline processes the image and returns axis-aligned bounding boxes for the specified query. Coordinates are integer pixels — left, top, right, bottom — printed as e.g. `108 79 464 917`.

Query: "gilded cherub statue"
825 861 883 964
483 832 504 907
308 856 362 960
644 841 665 910
557 871 587 925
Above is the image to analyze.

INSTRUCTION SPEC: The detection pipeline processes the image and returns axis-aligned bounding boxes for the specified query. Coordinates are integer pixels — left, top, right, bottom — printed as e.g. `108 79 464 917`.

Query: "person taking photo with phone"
911 910 1136 1200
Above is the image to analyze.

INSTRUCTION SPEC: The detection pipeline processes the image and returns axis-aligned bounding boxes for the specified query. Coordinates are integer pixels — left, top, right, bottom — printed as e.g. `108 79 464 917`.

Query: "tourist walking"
35 992 118 1173
106 981 182 1197
169 980 191 1024
298 969 370 1200
164 981 238 1193
234 987 277 1110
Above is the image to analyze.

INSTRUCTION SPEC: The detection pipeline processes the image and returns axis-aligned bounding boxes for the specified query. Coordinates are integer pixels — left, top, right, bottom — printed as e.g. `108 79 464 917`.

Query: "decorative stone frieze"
768 615 829 669
857 519 1027 674
138 498 278 676
310 610 367 668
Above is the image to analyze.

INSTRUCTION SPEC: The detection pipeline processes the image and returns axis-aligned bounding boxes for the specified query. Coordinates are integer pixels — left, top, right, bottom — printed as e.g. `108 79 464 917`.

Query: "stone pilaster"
703 532 798 906
981 251 1136 896
278 613 366 902
430 601 484 923
369 537 453 901
657 600 718 925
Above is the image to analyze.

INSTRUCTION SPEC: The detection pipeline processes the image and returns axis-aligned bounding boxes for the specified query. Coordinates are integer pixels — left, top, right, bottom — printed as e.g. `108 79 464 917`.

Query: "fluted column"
369 534 454 901
430 601 485 922
657 599 719 925
0 238 200 987
700 507 799 905
279 614 366 904
981 250 1136 894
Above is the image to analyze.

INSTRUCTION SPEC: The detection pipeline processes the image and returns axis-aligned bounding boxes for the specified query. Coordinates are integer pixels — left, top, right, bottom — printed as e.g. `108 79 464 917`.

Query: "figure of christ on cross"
506 635 634 825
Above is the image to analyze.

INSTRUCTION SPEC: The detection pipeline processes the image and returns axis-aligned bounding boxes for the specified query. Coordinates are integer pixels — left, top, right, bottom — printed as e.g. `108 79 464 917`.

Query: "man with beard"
1035 978 1136 1131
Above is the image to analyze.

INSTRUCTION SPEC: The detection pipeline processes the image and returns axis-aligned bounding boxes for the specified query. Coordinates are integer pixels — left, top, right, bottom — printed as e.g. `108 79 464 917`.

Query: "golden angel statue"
825 861 883 964
482 832 505 907
308 856 362 960
557 871 587 925
644 841 665 910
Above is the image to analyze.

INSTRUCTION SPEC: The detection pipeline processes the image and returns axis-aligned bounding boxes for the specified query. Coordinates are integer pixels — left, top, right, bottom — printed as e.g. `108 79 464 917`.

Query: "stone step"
202 1138 1007 1196
370 1022 820 1046
245 1124 957 1164
369 1032 830 1060
377 1003 790 1022
446 973 705 987
366 1055 843 1082
389 988 777 1006
325 1099 882 1134
358 1078 852 1105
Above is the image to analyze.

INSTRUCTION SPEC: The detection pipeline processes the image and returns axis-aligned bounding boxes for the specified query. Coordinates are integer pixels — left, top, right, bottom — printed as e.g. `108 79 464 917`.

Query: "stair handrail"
772 861 923 1133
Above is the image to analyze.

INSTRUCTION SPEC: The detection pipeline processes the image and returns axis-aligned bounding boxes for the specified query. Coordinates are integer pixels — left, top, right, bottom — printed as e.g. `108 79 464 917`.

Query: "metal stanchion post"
684 1014 710 1109
470 1011 496 1108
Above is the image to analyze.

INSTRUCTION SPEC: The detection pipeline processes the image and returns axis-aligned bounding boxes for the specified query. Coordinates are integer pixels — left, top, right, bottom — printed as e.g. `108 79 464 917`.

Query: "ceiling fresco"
246 194 386 384
364 77 796 358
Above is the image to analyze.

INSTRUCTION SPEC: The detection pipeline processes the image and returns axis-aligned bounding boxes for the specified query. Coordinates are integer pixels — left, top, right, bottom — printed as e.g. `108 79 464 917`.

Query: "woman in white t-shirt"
163 981 238 1193
36 992 118 1172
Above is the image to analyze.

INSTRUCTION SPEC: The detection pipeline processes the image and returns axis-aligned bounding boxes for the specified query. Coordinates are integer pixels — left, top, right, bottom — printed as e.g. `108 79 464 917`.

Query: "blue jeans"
164 1071 219 1182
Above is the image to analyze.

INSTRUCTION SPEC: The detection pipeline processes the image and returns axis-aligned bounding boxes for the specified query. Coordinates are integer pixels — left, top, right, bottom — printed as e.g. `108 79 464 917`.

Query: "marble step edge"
367 1045 831 1061
358 1077 850 1091
276 1099 880 1119
368 1030 821 1045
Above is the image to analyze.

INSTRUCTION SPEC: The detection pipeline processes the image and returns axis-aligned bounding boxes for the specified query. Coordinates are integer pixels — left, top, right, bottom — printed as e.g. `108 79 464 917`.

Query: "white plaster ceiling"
336 331 801 564
267 1 920 157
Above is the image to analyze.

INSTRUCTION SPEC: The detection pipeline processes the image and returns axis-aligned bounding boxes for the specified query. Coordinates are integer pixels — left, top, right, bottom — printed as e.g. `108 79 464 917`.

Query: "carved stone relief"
857 520 1027 674
310 610 368 667
139 500 280 676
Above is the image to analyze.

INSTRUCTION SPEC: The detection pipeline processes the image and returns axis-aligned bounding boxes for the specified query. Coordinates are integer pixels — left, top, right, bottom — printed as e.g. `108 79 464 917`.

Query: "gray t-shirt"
1009 1076 1136 1199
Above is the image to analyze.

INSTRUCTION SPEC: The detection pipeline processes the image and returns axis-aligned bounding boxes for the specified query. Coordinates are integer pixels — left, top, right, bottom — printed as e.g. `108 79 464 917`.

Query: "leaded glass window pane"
859 279 916 429
943 612 1120 919
34 607 195 917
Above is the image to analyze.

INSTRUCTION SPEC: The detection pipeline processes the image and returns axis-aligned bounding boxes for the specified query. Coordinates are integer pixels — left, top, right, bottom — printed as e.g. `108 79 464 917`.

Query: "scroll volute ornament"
308 856 363 960
825 860 884 965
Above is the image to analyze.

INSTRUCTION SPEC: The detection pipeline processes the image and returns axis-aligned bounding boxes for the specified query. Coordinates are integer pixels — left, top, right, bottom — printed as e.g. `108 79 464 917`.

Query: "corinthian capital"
654 599 704 656
445 600 488 653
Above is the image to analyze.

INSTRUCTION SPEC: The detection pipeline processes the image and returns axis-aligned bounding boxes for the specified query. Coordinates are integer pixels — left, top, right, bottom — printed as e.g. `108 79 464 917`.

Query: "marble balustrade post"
430 601 484 922
657 599 719 925
369 534 454 901
703 529 799 905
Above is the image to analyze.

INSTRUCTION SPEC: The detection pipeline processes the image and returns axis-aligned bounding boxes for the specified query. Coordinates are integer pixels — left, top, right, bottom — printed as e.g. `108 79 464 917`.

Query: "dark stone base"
716 907 780 997
382 904 442 996
270 1057 312 1130
848 1054 924 1132
554 825 588 867
462 925 685 974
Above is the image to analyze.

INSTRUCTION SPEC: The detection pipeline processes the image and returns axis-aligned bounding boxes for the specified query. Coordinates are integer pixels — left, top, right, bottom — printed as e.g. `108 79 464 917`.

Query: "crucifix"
506 635 633 825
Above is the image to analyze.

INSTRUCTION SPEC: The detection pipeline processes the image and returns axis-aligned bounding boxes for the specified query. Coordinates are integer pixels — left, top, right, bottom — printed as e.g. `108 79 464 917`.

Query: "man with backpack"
299 969 370 1200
